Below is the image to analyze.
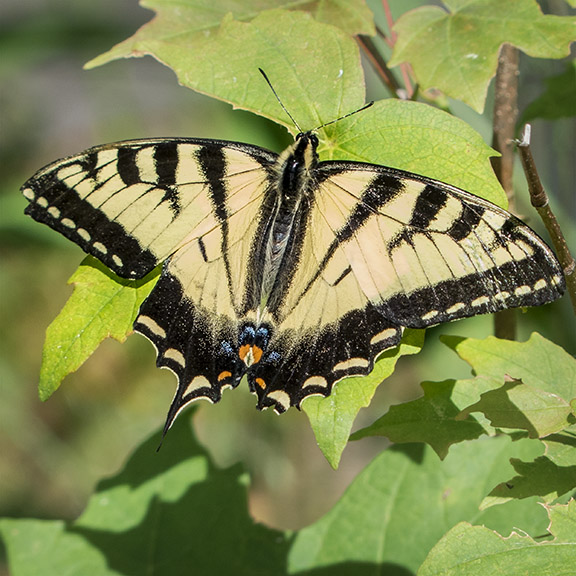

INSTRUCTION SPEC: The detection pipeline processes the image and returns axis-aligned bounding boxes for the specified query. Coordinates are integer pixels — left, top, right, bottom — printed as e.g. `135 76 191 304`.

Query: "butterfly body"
22 129 565 430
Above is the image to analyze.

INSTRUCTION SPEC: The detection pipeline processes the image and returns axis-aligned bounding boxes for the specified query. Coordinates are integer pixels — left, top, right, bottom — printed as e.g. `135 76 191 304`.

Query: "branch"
491 43 519 340
491 44 519 210
517 125 576 314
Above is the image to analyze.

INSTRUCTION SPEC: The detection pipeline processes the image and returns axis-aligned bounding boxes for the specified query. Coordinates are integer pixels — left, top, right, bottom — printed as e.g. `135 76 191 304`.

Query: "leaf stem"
517 125 576 314
380 1 414 98
382 0 397 45
357 1 414 98
357 33 403 97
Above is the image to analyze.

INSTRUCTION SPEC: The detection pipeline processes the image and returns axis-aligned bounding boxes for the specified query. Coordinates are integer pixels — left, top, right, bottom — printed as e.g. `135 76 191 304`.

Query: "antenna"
259 68 302 133
259 68 373 134
315 101 374 131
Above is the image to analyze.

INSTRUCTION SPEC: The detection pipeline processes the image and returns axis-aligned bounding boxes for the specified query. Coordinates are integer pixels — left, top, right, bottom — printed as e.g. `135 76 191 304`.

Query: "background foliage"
1 0 575 574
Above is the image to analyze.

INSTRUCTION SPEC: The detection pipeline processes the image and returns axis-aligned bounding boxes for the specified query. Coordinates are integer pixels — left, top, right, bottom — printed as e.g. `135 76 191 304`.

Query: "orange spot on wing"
239 344 250 362
255 377 266 390
251 345 263 364
238 344 263 366
218 371 232 382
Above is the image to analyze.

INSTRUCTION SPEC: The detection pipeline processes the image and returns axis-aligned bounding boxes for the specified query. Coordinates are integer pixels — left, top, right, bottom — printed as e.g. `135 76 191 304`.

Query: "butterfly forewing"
22 138 277 280
304 162 565 327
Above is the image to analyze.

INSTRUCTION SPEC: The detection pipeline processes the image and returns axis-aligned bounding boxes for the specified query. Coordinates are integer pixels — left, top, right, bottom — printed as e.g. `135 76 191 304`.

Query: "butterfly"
22 107 565 432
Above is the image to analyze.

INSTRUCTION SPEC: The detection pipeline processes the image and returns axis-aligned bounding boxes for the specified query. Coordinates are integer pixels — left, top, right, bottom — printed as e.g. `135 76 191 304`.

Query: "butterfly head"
293 131 320 166
276 130 320 186
295 131 319 145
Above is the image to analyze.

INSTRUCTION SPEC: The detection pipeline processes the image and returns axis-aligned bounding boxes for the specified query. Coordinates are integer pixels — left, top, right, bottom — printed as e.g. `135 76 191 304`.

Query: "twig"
357 34 403 98
517 124 576 314
357 1 414 98
382 0 397 45
491 43 520 340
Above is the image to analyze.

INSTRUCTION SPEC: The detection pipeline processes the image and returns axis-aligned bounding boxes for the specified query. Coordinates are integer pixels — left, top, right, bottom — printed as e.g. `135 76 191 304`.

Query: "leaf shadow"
72 489 289 576
463 380 540 438
389 442 426 464
297 563 415 576
65 414 417 576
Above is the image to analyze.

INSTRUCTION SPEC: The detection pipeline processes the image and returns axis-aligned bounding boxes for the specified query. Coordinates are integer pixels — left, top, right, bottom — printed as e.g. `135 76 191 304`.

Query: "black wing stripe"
336 173 405 243
154 142 182 216
447 201 484 241
195 144 237 310
409 184 448 229
23 166 158 278
117 147 141 186
154 141 179 187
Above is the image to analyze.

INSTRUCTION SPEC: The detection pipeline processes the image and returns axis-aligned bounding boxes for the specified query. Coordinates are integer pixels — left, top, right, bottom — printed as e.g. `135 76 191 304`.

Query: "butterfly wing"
249 161 565 411
22 137 280 424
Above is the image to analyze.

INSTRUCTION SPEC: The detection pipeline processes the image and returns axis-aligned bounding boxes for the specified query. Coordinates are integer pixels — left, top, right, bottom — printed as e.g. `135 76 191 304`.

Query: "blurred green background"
1 1 574 561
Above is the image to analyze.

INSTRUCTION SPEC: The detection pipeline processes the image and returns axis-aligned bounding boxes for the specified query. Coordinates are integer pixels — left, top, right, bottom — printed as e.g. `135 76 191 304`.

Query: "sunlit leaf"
38 257 159 400
464 379 573 438
87 9 367 132
543 425 576 467
441 333 576 405
419 502 576 576
391 0 576 112
327 99 505 205
303 329 424 468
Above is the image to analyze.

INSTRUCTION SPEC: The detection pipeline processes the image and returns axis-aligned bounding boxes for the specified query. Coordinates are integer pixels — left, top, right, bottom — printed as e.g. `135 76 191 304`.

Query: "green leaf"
288 436 549 574
87 8 367 132
543 425 576 467
390 0 576 112
418 503 576 576
464 379 574 438
441 333 576 405
1 422 552 575
38 256 159 400
351 377 499 459
303 329 424 469
482 455 576 507
548 499 576 540
86 1 506 205
0 519 109 576
89 0 374 64
327 98 506 206
521 60 576 123
0 414 288 576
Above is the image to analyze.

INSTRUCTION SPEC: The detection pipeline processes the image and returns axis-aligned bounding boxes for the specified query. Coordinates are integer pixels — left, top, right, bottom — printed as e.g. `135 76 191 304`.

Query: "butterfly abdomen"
255 132 321 311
